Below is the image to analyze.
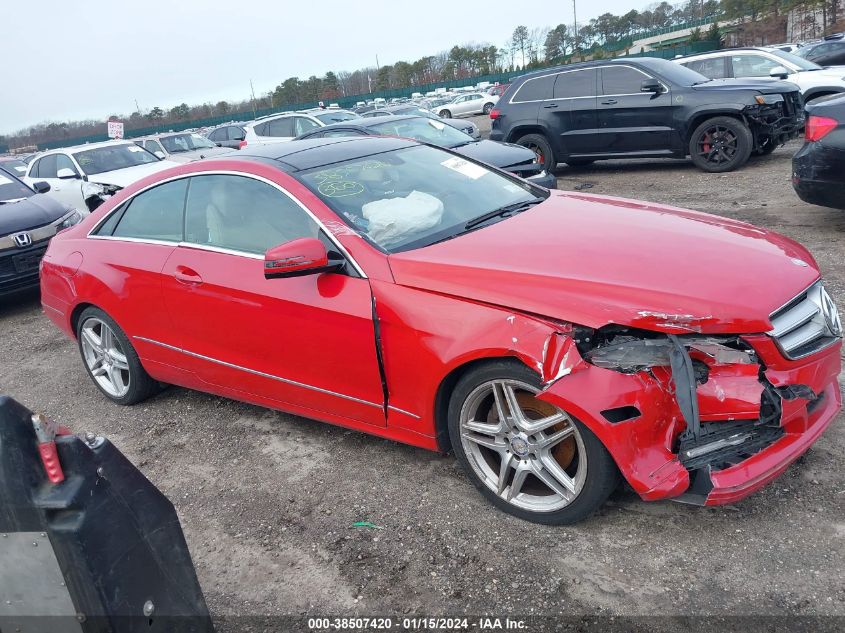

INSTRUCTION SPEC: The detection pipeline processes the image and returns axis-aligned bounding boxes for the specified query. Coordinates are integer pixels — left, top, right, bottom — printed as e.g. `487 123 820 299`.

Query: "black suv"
0 171 83 297
489 57 804 172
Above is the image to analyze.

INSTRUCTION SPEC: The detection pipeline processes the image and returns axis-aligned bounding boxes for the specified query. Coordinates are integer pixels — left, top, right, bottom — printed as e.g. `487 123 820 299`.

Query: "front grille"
769 281 842 359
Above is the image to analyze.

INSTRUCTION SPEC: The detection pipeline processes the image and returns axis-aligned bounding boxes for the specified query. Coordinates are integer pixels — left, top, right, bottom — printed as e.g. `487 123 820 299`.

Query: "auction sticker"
440 157 486 180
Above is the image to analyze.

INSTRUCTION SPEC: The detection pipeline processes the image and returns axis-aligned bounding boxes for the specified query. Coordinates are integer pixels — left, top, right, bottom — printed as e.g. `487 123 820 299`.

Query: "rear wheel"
439 109 452 118
688 116 753 173
76 307 160 406
448 361 619 524
515 133 556 170
482 102 493 115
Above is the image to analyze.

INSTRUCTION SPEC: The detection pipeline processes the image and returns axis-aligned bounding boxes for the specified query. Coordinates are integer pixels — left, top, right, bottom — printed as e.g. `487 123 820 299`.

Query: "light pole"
572 0 578 57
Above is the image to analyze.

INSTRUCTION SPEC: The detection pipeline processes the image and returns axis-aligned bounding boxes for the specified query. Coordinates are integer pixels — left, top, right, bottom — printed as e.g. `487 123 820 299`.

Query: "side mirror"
769 65 790 79
154 151 166 159
641 79 662 93
32 181 51 194
264 237 343 279
56 168 79 180
214 142 223 147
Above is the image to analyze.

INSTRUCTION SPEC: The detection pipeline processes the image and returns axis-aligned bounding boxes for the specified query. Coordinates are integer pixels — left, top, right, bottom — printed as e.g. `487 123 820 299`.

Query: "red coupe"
40 137 842 524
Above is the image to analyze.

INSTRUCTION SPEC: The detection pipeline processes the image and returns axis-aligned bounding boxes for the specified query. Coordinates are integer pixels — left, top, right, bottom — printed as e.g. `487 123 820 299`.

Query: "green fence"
16 42 720 152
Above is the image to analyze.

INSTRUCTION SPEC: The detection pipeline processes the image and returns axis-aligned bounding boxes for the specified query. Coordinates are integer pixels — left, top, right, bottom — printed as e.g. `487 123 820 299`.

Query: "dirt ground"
1 121 843 631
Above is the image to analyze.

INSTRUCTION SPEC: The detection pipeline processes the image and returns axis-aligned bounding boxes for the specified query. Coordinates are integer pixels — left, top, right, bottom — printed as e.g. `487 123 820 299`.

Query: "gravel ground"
1 125 843 631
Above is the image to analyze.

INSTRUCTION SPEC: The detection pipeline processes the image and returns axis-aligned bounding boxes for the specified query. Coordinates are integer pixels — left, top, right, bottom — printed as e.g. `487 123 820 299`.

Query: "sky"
2 0 639 135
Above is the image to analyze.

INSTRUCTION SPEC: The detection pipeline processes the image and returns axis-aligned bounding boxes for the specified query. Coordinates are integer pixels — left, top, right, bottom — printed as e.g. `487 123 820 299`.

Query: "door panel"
550 68 598 156
596 66 673 153
161 247 386 426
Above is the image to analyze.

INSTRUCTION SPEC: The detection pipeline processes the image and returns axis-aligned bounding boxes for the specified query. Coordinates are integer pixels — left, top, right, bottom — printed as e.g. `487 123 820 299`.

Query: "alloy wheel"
696 125 739 166
80 317 131 398
458 379 587 513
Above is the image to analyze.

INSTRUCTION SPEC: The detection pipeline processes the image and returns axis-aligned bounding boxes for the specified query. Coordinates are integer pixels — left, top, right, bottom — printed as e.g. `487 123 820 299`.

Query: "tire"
482 102 493 115
515 133 556 170
688 116 753 173
76 307 160 406
565 158 595 167
447 360 620 525
439 109 452 118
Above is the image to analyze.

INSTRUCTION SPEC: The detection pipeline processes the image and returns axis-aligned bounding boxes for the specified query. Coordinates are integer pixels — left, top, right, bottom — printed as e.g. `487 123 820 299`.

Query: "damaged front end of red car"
532 281 842 506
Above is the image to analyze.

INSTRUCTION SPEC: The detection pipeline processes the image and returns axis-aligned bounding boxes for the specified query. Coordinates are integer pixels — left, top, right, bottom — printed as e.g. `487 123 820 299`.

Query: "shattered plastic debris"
350 521 384 530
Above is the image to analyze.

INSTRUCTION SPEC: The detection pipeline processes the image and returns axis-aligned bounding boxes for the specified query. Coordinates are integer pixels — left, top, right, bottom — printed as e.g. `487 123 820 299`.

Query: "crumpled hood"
692 78 800 94
388 191 820 334
0 193 68 235
453 140 536 170
87 160 181 187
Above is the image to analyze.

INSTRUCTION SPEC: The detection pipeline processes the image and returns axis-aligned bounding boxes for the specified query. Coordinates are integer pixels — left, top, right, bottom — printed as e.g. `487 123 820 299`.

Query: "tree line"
3 0 844 150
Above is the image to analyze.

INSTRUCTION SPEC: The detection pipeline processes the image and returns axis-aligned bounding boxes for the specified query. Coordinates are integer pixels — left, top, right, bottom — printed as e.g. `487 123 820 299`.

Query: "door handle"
173 266 203 285
601 99 618 105
543 103 559 109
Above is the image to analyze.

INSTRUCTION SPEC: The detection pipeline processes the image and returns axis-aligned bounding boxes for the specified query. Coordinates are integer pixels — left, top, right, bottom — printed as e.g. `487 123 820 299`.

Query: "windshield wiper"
464 199 543 230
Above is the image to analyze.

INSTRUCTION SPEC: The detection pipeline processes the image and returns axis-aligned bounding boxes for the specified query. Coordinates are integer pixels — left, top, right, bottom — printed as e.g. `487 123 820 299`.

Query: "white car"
22 141 179 212
436 92 499 118
133 132 235 163
242 110 358 147
676 47 845 103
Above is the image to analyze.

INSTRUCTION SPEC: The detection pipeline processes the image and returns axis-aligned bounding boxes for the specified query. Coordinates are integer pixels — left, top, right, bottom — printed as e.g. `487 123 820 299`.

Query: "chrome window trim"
510 64 667 104
86 170 367 278
134 336 384 410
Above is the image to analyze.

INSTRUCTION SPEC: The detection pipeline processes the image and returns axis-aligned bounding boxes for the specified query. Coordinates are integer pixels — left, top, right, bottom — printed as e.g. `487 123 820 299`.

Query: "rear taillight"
805 115 838 142
238 140 247 149
489 109 500 120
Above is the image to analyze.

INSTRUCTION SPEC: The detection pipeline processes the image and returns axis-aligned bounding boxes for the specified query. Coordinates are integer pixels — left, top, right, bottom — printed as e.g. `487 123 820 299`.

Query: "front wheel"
77 307 160 405
447 361 619 524
688 116 753 173
515 133 556 170
439 109 452 118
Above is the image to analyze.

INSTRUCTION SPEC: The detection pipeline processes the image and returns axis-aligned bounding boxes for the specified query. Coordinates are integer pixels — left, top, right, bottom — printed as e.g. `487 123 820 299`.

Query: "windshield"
315 111 358 124
296 145 542 252
0 171 34 203
73 143 159 175
770 48 822 69
160 133 216 153
369 117 473 148
0 159 28 177
659 62 711 85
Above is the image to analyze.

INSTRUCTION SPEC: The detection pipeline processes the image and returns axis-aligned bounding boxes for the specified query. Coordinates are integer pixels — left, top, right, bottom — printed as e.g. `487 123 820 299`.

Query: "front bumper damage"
744 93 805 150
533 328 841 506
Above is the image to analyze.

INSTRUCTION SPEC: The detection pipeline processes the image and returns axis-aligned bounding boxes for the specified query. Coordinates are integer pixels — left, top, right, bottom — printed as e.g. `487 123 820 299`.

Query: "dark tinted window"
228 126 246 141
553 69 596 99
112 179 187 242
254 122 270 136
184 175 318 254
94 202 128 236
36 155 58 178
207 128 224 141
0 171 34 201
511 74 555 102
684 57 727 79
28 158 41 178
268 118 294 137
602 66 649 95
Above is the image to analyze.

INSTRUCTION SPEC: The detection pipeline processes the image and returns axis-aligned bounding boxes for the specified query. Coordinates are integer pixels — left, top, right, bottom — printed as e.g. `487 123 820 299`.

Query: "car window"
145 140 164 153
208 129 223 141
28 157 42 179
56 154 79 176
731 54 782 77
268 118 294 137
511 74 555 102
36 155 58 179
184 174 319 254
553 68 597 99
229 126 246 141
0 170 34 201
684 57 728 79
73 144 158 175
602 66 649 95
111 179 188 242
294 116 321 136
323 130 366 137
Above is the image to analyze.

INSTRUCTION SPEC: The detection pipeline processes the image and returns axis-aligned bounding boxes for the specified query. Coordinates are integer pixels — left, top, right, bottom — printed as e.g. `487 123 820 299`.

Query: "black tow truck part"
0 395 213 632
